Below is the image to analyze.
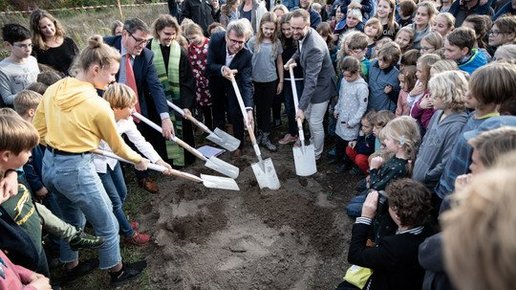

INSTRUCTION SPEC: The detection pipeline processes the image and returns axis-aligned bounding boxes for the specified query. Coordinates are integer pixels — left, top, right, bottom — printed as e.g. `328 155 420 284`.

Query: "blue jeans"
284 79 304 136
42 151 121 270
98 162 134 238
346 193 367 218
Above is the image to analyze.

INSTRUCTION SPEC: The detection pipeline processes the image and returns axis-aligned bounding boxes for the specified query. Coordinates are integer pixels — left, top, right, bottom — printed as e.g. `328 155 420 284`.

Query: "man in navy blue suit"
207 19 254 158
104 18 174 193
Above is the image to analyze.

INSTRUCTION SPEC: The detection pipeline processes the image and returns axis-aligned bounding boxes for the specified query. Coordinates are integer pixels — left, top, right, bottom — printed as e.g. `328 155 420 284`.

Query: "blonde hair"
103 83 137 109
255 12 280 53
75 35 121 73
183 22 204 37
416 53 441 85
0 114 39 155
417 1 438 23
442 160 516 290
13 90 43 116
396 27 415 50
430 59 458 75
376 0 397 36
371 110 396 128
435 12 455 30
421 31 443 53
378 41 402 65
428 71 467 112
468 127 516 168
379 116 421 169
365 17 383 40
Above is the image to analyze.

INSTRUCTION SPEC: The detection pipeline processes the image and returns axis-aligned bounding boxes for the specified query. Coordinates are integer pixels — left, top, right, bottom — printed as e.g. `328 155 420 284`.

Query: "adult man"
105 18 174 193
285 9 337 161
299 0 322 29
181 0 220 36
207 19 254 159
448 0 493 26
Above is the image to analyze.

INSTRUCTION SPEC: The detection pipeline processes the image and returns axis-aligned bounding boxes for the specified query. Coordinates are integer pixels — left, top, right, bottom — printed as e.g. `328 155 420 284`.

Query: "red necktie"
125 54 141 122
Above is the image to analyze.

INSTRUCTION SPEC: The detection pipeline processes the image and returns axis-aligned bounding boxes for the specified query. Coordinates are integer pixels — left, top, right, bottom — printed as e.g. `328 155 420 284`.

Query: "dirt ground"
138 133 362 290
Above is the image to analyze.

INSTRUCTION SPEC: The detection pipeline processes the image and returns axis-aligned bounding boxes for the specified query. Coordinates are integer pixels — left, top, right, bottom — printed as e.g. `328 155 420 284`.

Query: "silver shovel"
289 65 317 177
93 150 239 191
132 112 239 179
230 77 280 190
167 101 241 151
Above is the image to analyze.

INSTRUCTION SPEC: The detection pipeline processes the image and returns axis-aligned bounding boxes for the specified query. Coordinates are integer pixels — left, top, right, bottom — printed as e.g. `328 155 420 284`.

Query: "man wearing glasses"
105 18 174 193
207 19 254 159
284 9 337 161
0 23 39 107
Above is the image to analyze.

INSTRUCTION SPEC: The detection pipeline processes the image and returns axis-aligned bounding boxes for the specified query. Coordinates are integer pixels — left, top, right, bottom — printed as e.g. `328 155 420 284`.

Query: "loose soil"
138 135 362 290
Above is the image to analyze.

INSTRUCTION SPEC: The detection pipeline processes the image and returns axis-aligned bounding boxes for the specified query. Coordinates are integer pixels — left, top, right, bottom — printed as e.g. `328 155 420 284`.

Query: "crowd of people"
0 0 515 288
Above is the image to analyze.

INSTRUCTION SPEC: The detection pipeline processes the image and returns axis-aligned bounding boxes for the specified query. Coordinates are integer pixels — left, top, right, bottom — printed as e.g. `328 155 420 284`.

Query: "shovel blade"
293 144 317 176
205 156 240 179
206 128 241 152
251 158 281 190
200 174 240 191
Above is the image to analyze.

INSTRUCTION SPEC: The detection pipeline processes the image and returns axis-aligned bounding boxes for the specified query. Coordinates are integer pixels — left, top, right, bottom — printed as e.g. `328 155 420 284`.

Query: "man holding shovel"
284 8 337 160
207 19 255 159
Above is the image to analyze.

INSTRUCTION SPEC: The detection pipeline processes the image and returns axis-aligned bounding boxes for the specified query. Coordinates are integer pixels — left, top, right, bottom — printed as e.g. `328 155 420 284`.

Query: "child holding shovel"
95 83 173 246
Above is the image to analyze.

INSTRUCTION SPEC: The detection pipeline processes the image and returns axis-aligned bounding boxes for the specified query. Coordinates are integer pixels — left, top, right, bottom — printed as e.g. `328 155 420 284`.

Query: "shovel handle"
94 149 204 183
167 100 212 134
132 112 208 161
230 77 262 160
289 67 306 144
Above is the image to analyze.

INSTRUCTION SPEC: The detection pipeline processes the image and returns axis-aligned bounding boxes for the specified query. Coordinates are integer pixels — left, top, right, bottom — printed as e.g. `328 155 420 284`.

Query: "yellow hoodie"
33 77 142 164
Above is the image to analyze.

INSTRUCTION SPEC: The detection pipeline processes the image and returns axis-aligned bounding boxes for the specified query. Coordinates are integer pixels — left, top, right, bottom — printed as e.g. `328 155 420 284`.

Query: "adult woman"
29 9 79 76
33 35 149 287
238 0 267 33
336 178 434 290
147 15 196 168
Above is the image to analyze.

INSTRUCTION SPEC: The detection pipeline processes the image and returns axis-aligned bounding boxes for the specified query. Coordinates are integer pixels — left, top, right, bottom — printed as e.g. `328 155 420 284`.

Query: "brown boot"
137 177 159 193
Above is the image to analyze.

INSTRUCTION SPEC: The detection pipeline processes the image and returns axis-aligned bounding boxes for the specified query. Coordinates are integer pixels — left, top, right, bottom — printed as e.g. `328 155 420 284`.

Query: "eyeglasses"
129 33 149 46
13 43 33 49
228 38 244 45
488 30 502 36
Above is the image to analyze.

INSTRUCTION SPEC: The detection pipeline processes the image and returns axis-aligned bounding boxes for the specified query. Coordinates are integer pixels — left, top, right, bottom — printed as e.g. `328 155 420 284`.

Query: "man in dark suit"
285 9 337 160
206 19 254 158
104 18 174 193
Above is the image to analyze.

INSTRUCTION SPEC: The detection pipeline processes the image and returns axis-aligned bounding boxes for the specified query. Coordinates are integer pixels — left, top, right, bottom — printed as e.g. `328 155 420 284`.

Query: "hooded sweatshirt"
33 77 141 164
412 110 468 189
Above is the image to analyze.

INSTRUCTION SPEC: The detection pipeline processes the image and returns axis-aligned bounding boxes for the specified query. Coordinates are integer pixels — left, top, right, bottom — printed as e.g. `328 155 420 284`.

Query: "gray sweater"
413 110 468 189
0 56 39 105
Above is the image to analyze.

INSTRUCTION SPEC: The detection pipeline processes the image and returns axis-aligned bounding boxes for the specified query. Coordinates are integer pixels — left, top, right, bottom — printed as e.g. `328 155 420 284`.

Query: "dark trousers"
211 80 246 149
335 135 349 163
254 80 277 134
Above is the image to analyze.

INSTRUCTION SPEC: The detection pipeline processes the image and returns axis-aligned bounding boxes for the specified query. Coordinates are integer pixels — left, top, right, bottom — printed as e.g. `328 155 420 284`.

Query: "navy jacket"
104 35 169 118
206 32 253 108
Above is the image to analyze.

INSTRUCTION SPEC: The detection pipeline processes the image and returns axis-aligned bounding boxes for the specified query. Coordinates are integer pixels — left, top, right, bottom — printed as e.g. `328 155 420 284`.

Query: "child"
333 56 369 173
396 0 417 27
368 41 401 112
374 0 399 39
345 111 376 174
420 31 443 55
408 1 437 49
431 12 455 37
444 27 488 75
429 59 458 75
279 14 303 146
395 65 417 116
462 15 491 53
413 71 468 190
400 49 421 68
395 26 415 53
347 32 371 80
371 110 396 151
346 115 420 218
97 83 173 246
435 63 516 211
410 53 441 134
0 23 39 107
247 12 283 152
184 23 213 129
363 17 383 59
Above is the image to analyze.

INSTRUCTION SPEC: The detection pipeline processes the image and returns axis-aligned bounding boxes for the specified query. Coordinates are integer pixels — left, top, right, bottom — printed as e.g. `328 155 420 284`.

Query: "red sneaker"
124 231 150 246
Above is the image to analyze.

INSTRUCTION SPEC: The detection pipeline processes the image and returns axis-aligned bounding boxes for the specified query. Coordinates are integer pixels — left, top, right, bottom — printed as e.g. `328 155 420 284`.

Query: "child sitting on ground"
345 111 376 175
96 83 173 246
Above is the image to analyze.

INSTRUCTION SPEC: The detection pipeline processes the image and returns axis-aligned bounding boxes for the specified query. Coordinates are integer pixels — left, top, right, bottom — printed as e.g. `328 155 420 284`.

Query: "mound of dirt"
141 141 361 290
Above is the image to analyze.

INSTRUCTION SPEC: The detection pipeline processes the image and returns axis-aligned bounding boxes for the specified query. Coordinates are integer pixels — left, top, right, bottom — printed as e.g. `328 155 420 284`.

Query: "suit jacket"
104 36 169 118
206 31 253 108
292 28 337 111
